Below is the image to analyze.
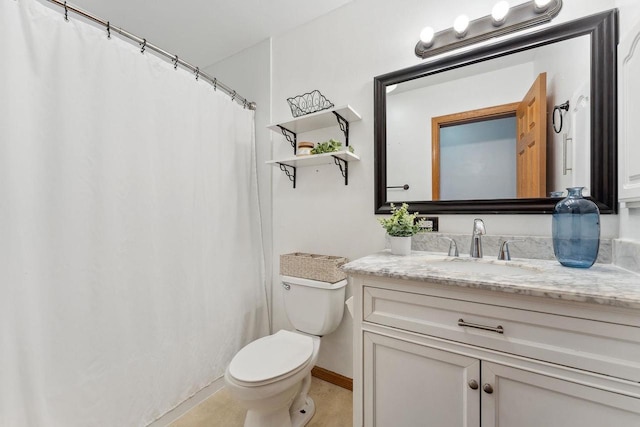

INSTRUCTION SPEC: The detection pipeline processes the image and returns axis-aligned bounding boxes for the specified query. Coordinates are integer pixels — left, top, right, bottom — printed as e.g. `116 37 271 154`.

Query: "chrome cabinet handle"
468 379 479 390
483 383 494 394
458 318 504 334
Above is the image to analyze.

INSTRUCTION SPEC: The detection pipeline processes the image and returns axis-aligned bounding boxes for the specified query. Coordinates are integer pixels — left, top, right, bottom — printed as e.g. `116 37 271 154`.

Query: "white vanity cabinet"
350 274 640 427
363 331 480 426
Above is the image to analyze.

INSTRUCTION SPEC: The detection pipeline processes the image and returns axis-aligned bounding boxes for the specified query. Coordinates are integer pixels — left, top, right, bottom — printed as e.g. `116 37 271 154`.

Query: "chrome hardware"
468 379 479 390
563 133 573 176
458 318 504 334
387 184 410 190
497 239 523 261
439 237 459 257
282 283 291 291
552 100 570 134
483 383 494 394
470 218 486 258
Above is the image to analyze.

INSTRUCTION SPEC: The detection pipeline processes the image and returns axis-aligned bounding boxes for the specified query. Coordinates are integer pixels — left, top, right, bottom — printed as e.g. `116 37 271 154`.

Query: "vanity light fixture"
453 15 470 37
415 0 562 59
491 1 510 26
534 0 553 12
419 26 435 47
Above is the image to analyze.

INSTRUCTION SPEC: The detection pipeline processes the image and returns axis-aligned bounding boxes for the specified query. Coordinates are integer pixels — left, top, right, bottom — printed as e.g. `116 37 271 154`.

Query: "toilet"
224 275 347 427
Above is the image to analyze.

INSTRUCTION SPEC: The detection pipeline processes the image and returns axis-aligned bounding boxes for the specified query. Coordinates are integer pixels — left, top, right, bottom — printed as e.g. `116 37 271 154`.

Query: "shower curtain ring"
243 99 248 109
106 21 111 39
195 67 200 81
140 39 146 54
173 55 179 70
213 78 217 91
231 91 236 101
64 1 69 21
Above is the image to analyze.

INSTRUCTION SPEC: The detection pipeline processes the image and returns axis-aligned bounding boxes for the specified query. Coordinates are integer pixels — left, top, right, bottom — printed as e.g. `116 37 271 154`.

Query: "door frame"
431 102 520 200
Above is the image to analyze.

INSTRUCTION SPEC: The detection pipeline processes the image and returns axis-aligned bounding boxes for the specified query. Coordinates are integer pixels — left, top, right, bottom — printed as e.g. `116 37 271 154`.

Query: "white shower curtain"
0 1 269 425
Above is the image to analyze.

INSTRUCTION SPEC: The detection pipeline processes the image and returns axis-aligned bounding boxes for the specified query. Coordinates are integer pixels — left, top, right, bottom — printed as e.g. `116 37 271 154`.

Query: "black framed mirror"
374 9 618 214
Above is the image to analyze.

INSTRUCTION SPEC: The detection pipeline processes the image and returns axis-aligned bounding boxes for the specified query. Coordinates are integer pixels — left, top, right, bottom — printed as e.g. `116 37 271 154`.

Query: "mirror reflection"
386 35 590 203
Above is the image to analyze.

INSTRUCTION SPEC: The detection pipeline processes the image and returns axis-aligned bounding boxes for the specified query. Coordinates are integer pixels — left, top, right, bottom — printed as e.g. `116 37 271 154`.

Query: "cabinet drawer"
363 285 640 382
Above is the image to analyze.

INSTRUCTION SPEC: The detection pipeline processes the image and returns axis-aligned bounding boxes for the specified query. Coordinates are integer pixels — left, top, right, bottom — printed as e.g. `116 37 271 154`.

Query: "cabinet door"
619 19 640 202
481 361 640 427
363 332 480 427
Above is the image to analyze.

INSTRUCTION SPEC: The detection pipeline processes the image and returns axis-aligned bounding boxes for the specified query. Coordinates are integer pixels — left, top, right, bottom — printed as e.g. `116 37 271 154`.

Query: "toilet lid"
229 330 314 383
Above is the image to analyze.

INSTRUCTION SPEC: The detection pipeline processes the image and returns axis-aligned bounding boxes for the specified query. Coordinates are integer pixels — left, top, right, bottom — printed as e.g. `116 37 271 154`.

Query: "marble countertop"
342 251 640 310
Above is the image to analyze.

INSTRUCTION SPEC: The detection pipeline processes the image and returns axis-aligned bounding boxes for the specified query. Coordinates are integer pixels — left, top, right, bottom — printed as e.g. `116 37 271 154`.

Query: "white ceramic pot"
389 235 412 256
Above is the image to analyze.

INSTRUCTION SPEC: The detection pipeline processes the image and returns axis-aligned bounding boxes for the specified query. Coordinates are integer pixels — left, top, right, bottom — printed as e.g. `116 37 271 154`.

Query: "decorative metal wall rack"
267 105 361 188
286 90 334 118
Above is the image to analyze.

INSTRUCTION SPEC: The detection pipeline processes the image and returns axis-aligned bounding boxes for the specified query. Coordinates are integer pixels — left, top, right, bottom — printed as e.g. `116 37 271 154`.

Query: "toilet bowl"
225 330 320 427
225 275 347 427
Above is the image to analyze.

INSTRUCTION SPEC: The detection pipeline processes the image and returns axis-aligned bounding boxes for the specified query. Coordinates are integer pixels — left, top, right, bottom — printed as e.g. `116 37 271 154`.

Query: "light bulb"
491 1 510 26
534 0 552 12
453 15 469 38
386 84 398 94
419 26 435 46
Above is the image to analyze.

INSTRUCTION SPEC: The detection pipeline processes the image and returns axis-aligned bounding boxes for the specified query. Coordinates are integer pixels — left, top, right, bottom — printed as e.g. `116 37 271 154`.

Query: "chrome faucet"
470 219 486 258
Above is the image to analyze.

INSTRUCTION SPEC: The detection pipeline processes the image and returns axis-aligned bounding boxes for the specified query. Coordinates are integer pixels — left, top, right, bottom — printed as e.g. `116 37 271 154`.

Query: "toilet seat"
228 330 314 387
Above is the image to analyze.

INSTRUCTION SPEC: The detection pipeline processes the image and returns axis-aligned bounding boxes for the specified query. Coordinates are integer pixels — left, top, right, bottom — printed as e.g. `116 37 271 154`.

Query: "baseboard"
311 366 353 391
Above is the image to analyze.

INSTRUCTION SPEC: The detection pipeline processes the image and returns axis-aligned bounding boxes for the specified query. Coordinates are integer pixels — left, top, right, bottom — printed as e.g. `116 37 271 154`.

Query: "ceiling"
65 0 353 67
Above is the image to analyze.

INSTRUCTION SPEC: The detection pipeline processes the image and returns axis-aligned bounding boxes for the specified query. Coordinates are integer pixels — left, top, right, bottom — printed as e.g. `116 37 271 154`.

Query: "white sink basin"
423 257 541 276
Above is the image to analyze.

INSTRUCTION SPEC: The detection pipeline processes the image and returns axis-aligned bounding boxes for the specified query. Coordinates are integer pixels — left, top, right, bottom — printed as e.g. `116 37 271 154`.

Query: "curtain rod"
45 0 257 110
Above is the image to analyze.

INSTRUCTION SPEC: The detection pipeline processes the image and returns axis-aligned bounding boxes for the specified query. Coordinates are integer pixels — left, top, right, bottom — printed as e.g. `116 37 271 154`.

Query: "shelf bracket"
333 112 349 146
277 125 297 154
333 156 349 185
277 163 297 188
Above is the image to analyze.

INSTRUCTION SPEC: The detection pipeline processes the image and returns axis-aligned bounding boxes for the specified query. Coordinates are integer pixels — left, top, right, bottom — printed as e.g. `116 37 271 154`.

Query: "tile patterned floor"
171 377 353 426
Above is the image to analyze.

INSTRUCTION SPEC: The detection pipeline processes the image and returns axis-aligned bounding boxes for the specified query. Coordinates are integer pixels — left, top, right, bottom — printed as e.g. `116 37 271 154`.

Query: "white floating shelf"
267 105 361 134
266 150 360 168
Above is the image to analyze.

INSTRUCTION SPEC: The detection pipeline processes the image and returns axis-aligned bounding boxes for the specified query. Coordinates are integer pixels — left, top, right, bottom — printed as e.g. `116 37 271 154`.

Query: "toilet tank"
281 275 347 336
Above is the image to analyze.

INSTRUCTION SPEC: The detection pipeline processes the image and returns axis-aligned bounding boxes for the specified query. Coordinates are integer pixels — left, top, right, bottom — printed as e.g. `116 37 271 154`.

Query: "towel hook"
140 38 146 54
552 100 570 134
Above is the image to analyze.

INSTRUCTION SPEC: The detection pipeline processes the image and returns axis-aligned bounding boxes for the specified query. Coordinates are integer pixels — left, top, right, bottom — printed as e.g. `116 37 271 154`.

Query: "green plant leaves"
311 138 342 154
378 203 422 237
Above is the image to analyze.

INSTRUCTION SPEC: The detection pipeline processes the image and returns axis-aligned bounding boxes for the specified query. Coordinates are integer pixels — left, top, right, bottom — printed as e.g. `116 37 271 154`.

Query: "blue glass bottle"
552 187 600 268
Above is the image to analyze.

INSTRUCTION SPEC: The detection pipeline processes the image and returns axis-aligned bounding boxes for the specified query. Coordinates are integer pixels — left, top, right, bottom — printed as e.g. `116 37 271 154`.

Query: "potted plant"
310 138 355 154
378 203 422 255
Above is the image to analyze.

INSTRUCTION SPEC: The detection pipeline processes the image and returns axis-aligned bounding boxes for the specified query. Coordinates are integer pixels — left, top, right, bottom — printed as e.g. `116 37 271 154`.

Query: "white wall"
532 35 591 195
616 0 640 241
267 0 621 379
